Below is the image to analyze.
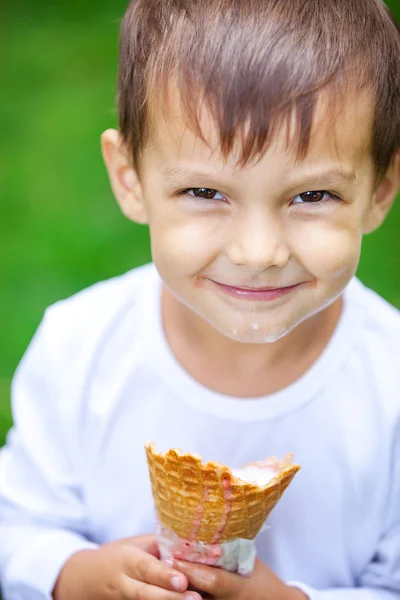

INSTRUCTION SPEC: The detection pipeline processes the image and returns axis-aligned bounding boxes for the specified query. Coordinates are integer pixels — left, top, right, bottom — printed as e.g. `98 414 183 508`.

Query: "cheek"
149 212 223 275
292 221 363 280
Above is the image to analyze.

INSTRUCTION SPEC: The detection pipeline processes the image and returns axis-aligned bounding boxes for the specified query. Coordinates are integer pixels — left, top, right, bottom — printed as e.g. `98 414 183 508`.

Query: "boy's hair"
118 0 399 179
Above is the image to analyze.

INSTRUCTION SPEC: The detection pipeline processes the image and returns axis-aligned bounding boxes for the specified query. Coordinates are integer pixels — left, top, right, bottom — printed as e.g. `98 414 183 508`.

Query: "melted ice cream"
232 466 278 486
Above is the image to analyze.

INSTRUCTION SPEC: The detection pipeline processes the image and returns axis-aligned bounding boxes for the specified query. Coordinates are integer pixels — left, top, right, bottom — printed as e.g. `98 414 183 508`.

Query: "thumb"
121 534 160 558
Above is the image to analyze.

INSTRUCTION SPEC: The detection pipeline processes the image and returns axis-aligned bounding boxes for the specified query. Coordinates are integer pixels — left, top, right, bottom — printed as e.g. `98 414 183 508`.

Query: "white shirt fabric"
0 263 399 600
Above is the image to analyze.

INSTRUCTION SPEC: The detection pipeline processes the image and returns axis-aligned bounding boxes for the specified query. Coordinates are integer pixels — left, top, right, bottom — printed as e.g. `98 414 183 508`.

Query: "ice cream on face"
145 443 300 575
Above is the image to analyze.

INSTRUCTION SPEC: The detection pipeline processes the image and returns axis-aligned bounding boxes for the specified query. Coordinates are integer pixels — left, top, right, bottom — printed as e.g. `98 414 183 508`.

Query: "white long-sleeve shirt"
0 263 399 600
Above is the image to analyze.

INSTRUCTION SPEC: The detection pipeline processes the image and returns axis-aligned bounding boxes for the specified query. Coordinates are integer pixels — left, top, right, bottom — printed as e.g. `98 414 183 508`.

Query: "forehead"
142 86 375 177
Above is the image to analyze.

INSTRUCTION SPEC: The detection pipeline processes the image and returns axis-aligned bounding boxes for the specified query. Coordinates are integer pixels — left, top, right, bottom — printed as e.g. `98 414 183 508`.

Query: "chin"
207 300 327 344
209 318 294 345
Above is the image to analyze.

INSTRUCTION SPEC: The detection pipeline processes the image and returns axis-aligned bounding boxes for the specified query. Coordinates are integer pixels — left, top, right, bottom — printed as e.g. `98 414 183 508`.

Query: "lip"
207 280 302 301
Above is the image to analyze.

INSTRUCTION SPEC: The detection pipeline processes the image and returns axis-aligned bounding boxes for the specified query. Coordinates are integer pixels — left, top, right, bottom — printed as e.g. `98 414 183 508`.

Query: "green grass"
0 0 399 448
0 0 151 446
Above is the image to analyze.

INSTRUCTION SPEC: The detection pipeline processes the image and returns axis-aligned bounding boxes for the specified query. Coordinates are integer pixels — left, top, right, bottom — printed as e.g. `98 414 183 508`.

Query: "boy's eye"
291 191 338 205
183 188 226 201
180 188 339 205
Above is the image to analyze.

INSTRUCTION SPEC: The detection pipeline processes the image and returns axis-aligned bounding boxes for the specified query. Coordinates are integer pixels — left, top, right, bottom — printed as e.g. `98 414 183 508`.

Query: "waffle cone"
145 442 300 545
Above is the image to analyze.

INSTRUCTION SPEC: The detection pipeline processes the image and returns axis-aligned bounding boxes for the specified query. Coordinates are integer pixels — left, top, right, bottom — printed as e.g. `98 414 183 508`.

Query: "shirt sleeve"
0 311 99 600
288 418 400 600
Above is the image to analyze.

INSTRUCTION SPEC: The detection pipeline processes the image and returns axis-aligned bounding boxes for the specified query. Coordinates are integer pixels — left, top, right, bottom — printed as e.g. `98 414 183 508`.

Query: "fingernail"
171 574 185 591
184 593 201 600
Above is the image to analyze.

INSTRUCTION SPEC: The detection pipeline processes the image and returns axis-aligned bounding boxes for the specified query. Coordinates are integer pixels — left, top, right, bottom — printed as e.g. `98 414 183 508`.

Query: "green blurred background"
0 0 399 448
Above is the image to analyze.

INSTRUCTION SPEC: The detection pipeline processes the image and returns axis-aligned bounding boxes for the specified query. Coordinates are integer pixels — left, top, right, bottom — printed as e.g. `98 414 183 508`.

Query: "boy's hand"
52 534 201 600
173 557 308 600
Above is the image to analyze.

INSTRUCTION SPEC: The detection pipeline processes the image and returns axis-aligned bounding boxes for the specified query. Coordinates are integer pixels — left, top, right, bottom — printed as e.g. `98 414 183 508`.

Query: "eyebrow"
161 166 358 189
288 168 357 191
162 166 224 184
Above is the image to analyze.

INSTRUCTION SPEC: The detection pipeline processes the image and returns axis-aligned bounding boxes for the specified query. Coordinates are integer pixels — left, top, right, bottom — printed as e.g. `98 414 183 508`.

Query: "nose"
226 210 290 270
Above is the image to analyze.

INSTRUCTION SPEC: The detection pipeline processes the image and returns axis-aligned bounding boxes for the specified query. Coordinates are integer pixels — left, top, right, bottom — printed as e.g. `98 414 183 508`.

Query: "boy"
0 0 399 599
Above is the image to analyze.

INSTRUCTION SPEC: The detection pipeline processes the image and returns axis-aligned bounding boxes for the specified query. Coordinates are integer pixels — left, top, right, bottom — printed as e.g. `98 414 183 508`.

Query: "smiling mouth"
207 279 303 301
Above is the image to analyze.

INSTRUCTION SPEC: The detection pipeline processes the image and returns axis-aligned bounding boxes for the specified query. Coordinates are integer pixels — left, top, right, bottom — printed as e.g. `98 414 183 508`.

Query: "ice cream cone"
145 442 300 545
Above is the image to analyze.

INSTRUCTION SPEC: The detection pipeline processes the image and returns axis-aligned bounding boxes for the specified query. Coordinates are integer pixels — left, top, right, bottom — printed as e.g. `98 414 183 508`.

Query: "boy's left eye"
291 191 338 204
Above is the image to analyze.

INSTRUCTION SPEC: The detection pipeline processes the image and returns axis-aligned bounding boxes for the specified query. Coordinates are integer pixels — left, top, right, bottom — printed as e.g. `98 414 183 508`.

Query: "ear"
363 152 400 233
101 129 148 224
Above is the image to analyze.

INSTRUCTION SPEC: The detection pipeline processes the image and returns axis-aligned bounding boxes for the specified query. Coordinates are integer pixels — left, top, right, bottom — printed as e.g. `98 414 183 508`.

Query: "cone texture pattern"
145 442 300 544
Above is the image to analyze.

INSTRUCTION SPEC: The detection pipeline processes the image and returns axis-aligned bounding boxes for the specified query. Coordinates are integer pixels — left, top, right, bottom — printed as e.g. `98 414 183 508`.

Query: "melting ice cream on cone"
145 442 300 575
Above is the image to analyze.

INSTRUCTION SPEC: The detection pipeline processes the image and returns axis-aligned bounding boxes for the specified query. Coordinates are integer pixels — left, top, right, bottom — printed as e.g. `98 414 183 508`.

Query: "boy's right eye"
181 188 226 202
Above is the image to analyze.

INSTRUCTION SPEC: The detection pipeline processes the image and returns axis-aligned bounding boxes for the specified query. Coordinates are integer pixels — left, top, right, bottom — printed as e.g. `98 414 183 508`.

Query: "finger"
122 576 202 600
174 560 240 598
125 547 189 592
121 534 160 558
189 589 214 600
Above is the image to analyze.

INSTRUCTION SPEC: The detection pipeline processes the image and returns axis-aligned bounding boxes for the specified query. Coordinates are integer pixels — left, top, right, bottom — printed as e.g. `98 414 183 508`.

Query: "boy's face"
103 89 398 344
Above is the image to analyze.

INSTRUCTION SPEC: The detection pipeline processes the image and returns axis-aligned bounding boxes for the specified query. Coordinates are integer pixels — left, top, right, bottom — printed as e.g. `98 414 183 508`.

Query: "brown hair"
118 0 399 178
